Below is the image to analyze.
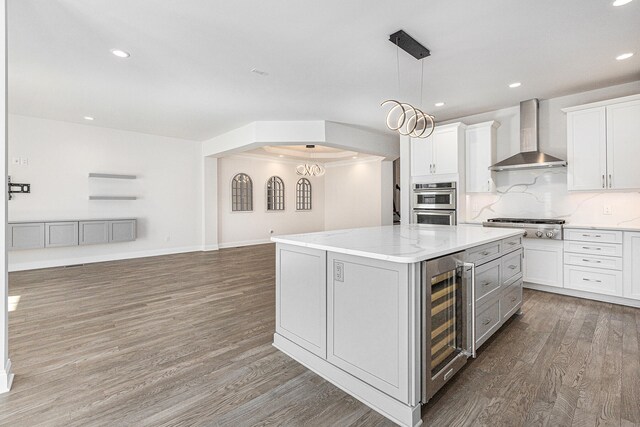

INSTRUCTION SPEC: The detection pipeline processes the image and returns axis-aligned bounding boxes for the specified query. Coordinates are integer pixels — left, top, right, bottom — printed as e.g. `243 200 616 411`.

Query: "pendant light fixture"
381 30 436 139
296 145 325 177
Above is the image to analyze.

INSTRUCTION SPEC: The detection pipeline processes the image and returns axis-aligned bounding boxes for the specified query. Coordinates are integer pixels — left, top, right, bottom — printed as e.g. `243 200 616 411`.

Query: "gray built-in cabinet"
8 219 136 250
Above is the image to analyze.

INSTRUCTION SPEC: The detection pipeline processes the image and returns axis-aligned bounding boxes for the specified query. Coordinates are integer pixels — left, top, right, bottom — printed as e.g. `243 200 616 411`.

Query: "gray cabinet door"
79 221 109 245
108 220 136 243
8 223 45 250
45 222 79 247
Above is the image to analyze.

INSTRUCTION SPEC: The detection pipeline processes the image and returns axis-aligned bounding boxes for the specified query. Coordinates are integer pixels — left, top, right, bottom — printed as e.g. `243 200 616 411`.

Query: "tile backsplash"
465 169 640 227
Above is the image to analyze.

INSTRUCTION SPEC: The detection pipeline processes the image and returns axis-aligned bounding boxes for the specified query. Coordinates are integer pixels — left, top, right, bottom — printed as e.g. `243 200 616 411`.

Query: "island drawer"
564 228 622 244
564 253 623 271
475 258 501 305
467 241 501 265
475 298 501 348
501 235 523 254
500 280 523 321
564 241 622 258
501 249 523 284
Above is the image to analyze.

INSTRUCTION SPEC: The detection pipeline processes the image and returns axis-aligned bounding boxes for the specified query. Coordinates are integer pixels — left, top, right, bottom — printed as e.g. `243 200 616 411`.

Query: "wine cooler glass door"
422 253 470 402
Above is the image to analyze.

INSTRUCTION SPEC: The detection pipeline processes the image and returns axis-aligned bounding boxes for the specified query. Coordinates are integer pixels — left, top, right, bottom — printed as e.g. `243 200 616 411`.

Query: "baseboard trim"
524 282 640 308
218 239 272 249
8 246 203 272
202 244 220 251
0 359 14 394
273 334 422 427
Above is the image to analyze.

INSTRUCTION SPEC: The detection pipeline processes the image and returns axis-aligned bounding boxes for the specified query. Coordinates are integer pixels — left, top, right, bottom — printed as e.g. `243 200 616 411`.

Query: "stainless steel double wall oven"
412 182 457 226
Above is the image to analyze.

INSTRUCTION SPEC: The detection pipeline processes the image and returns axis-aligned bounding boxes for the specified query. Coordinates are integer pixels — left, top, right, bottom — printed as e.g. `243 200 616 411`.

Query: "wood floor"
1 244 639 426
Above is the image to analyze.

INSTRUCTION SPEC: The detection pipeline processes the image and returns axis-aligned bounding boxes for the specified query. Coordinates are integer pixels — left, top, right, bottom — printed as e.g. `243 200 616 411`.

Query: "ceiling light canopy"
613 0 633 6
616 52 634 60
509 82 522 88
110 49 130 58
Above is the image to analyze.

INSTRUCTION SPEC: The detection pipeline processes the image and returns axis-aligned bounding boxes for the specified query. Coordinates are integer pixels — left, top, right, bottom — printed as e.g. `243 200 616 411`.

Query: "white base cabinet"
327 253 411 402
276 244 327 358
624 232 640 300
522 239 563 287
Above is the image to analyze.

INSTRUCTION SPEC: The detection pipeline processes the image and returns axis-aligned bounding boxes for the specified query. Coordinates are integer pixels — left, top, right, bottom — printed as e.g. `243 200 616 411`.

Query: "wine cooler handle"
463 262 476 358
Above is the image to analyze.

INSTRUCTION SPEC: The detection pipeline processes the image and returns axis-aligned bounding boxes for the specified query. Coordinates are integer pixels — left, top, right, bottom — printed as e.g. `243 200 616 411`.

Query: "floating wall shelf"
89 196 137 201
89 173 137 179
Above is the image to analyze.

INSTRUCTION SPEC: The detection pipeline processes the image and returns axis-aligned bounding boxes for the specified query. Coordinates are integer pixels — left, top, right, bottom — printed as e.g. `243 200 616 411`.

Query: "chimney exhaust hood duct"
489 99 567 171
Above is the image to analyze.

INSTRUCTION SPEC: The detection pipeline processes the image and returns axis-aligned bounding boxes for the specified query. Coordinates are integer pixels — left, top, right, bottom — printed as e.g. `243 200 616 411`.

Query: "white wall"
8 115 203 271
448 80 640 226
324 159 391 231
217 155 325 247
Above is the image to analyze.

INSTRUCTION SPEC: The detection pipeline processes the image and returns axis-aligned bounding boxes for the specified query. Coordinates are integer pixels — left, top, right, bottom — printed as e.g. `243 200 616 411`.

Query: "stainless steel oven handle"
463 262 476 358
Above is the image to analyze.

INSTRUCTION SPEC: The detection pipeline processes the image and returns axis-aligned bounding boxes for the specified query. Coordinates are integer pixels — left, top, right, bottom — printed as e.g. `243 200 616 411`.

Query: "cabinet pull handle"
482 318 492 325
481 281 490 287
480 251 490 256
582 234 602 238
582 278 602 283
582 259 602 263
510 296 517 302
602 174 605 189
609 174 612 188
507 241 516 246
582 246 602 250
508 264 517 270
487 180 491 192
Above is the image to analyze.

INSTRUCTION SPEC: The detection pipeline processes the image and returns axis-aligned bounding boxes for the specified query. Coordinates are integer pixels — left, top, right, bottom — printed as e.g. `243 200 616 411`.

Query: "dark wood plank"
0 246 638 427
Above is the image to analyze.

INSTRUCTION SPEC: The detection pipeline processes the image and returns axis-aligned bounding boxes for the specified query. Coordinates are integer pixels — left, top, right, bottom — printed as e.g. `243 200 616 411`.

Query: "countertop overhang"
271 224 525 263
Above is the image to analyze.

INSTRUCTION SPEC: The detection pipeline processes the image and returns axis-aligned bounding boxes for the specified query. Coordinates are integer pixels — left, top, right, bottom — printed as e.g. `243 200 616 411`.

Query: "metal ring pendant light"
381 33 436 139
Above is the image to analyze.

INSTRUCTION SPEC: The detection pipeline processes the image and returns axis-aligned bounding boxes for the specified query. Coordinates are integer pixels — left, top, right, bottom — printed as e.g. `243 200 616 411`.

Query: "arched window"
296 178 312 211
266 176 285 211
231 173 253 211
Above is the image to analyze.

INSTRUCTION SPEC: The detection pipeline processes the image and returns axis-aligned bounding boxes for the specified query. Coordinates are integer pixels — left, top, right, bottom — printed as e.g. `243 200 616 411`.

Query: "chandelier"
382 30 436 139
296 145 325 176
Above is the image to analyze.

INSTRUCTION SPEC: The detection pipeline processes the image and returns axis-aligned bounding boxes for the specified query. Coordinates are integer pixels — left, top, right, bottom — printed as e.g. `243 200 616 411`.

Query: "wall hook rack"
8 176 31 200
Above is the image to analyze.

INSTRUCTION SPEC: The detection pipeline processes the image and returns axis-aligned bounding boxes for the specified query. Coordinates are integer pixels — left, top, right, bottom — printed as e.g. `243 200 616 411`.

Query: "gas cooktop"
483 218 565 240
486 218 566 225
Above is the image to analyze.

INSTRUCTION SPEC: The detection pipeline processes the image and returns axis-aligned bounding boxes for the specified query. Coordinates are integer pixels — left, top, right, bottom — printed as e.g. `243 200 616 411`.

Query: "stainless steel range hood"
489 99 567 171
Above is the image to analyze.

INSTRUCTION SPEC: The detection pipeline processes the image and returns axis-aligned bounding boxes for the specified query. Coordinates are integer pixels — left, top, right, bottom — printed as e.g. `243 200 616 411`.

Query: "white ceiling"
8 0 640 141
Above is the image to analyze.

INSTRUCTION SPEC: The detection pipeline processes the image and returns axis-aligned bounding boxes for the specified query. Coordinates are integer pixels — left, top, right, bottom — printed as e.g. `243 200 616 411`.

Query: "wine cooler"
421 252 475 403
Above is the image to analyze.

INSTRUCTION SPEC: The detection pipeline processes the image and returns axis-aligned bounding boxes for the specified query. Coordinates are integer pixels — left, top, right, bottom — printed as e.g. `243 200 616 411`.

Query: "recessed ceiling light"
251 68 269 76
278 155 284 158
434 102 445 107
616 52 634 60
613 0 632 6
509 82 522 88
83 116 94 121
110 49 130 58
352 156 358 159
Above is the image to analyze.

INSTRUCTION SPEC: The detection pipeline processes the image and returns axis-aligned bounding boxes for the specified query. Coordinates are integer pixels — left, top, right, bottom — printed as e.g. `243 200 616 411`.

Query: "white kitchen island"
271 224 525 427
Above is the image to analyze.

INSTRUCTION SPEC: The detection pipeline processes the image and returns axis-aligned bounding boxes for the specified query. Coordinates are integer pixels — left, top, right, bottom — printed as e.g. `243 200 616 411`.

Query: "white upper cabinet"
410 122 466 179
566 107 607 191
606 100 640 190
465 121 499 193
564 95 640 191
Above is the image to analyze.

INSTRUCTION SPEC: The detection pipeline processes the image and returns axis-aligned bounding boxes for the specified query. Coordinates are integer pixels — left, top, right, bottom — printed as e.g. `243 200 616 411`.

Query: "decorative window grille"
266 176 285 211
231 173 253 211
296 178 312 211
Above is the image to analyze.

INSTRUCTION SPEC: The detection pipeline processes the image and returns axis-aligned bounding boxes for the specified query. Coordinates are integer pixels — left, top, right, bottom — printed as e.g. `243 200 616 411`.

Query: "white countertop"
564 223 640 232
271 224 525 263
